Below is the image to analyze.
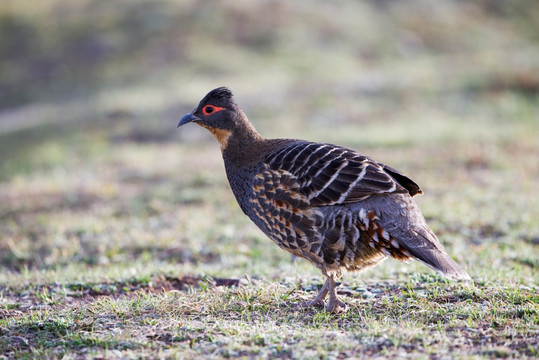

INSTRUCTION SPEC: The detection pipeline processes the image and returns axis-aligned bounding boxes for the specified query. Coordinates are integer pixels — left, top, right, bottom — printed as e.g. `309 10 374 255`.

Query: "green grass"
1 110 537 358
1 277 537 358
1 0 539 358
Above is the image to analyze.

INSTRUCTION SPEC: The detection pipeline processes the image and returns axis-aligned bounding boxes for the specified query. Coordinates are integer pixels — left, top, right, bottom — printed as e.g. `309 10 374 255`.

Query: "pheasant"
178 87 471 313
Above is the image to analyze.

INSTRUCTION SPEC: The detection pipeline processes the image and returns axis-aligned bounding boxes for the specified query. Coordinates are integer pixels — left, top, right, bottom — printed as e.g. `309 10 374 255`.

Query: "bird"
177 87 471 313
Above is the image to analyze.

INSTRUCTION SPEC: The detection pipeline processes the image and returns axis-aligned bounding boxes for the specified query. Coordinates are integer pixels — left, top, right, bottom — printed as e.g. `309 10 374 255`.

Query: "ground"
0 0 538 359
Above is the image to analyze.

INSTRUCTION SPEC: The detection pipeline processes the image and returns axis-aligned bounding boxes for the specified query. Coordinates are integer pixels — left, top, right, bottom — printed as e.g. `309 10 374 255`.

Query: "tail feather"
404 233 471 281
359 194 471 281
399 222 471 281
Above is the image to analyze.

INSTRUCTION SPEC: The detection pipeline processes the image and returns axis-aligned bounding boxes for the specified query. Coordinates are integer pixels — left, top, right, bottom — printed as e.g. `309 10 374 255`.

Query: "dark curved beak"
177 112 200 128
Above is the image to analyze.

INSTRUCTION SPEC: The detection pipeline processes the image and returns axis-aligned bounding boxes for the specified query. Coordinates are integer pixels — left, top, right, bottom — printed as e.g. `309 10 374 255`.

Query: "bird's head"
178 87 237 130
178 87 261 150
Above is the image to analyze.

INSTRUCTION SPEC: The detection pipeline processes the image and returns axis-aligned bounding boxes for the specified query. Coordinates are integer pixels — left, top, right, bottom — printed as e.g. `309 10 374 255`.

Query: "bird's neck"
221 115 266 169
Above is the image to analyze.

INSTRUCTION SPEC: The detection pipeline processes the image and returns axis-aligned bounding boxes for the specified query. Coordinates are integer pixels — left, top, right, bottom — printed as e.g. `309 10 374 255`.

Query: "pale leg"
325 273 346 313
309 279 329 307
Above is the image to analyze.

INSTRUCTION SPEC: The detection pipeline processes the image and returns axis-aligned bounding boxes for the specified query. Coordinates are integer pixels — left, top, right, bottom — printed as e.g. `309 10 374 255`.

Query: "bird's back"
224 139 469 280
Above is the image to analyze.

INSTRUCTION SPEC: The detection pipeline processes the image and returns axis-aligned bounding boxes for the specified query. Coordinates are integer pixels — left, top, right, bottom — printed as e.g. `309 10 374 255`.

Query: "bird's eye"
201 104 225 116
203 105 214 115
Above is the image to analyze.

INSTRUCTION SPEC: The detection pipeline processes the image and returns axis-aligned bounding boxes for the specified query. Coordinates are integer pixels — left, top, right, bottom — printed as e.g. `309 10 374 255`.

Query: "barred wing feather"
264 141 421 207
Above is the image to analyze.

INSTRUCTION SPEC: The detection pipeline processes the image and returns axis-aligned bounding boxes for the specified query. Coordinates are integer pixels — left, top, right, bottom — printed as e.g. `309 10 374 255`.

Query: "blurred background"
0 0 538 283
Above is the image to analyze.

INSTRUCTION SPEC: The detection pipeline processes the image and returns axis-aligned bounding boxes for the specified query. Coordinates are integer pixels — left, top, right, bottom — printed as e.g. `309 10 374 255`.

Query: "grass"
1 276 537 358
1 0 539 358
0 106 537 358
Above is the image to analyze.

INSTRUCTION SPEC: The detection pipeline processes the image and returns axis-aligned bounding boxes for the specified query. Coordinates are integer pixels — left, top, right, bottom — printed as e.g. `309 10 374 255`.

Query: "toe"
296 299 325 309
326 300 347 314
310 298 325 308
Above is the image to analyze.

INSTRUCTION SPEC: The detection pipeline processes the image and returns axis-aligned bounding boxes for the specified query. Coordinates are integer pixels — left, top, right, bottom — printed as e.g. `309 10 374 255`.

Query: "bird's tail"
363 194 471 281
397 221 471 281
404 231 472 281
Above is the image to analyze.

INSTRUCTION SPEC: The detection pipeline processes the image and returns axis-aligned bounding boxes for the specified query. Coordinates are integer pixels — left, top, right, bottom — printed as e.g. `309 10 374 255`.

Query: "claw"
297 299 325 309
326 298 346 313
295 279 329 310
295 274 347 313
325 274 347 313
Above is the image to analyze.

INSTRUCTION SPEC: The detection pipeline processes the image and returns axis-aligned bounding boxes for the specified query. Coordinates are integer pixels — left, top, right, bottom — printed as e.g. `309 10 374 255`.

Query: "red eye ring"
202 105 225 116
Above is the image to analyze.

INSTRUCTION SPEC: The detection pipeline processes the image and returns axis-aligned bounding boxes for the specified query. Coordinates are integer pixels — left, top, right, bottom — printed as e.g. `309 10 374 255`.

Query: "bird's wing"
263 141 422 207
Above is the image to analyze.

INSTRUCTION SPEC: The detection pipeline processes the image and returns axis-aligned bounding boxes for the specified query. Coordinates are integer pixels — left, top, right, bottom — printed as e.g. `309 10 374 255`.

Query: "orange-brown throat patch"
198 124 232 150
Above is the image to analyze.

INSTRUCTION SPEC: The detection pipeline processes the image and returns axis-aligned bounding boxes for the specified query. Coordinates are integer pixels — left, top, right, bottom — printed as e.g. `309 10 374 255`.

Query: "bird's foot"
325 297 346 314
301 279 329 308
296 291 327 308
308 297 326 308
325 274 346 313
295 298 325 309
294 279 329 310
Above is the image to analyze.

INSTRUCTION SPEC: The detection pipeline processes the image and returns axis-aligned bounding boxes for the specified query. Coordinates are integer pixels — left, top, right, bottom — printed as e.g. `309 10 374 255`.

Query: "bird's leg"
325 273 346 314
296 279 328 309
309 279 329 307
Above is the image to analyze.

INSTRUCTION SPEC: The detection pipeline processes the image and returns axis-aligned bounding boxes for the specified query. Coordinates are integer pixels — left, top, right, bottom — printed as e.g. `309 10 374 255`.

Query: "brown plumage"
178 87 471 313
